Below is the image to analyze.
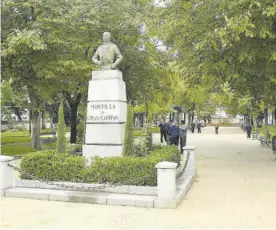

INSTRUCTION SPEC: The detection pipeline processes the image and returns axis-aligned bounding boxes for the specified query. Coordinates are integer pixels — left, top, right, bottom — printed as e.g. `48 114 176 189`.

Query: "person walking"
215 124 219 134
179 120 188 153
191 122 195 133
159 120 167 143
168 121 180 146
197 122 202 133
246 123 252 138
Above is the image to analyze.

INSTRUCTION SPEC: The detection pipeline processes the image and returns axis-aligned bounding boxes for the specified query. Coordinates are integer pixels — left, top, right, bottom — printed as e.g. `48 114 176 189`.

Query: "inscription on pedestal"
86 102 126 123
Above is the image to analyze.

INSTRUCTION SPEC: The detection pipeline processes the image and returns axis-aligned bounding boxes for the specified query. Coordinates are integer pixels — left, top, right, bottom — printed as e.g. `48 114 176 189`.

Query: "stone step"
4 187 155 208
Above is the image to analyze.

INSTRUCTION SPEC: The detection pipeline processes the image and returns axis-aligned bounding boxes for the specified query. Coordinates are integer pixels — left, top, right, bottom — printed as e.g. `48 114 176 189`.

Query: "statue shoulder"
110 43 119 48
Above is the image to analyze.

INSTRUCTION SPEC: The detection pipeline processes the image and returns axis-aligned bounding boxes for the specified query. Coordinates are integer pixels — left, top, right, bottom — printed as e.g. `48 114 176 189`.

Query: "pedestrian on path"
215 125 219 134
197 122 202 133
159 120 167 143
168 121 179 146
191 122 195 133
246 124 252 138
179 120 187 153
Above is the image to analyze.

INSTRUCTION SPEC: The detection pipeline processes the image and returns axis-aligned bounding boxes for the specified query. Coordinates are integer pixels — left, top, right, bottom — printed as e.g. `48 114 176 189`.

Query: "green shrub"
20 150 87 182
145 113 153 153
123 104 134 156
67 144 83 156
85 156 157 185
19 145 181 186
56 104 66 153
133 138 147 157
76 117 85 144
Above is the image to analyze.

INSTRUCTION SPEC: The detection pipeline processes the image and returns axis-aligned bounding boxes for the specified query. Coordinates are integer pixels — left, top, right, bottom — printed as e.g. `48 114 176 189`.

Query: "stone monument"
82 32 127 162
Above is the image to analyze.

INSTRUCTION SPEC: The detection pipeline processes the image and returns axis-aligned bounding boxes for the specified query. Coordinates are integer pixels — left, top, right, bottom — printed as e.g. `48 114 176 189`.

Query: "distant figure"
246 124 252 138
179 120 188 153
197 122 202 133
191 123 195 133
215 125 219 134
168 121 179 146
164 120 170 144
159 120 167 143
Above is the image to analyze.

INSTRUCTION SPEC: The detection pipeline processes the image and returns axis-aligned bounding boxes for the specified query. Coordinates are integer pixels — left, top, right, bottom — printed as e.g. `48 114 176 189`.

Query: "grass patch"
253 125 276 140
1 143 36 156
133 126 160 137
1 129 58 156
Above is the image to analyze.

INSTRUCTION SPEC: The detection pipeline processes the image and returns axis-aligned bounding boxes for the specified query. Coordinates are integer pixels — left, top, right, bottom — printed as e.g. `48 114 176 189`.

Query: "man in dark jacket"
168 121 179 146
197 122 202 133
215 125 219 134
159 120 167 143
191 122 195 133
179 120 187 153
246 124 252 138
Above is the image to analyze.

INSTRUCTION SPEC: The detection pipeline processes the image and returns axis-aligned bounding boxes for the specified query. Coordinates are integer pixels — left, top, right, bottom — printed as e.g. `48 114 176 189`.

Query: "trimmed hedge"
20 150 86 182
20 145 181 186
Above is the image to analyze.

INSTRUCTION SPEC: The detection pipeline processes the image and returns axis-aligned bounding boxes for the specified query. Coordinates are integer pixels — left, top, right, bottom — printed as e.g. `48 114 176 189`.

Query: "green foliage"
145 112 153 154
76 118 85 144
56 104 66 153
86 145 181 186
123 104 134 156
67 144 83 156
20 145 181 186
20 150 87 182
157 0 276 116
253 125 276 141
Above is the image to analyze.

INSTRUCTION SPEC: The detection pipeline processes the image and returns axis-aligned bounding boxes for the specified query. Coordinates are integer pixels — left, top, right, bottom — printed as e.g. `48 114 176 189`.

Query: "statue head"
103 32 111 43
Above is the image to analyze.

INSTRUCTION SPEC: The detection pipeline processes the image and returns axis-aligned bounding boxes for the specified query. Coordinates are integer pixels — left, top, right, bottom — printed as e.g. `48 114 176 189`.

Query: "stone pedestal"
0 155 14 196
155 161 177 199
182 145 195 172
83 70 127 161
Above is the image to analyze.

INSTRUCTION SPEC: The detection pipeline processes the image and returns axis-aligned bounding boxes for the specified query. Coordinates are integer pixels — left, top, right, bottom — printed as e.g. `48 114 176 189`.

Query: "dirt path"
1 127 276 229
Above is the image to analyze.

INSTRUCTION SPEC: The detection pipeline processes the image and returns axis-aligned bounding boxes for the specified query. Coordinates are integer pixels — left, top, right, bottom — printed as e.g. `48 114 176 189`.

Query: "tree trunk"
41 110 46 129
191 112 194 124
64 92 82 144
187 112 191 130
31 110 41 149
70 103 78 143
13 107 22 121
264 107 269 135
253 117 258 134
145 101 149 123
29 109 32 135
273 108 276 125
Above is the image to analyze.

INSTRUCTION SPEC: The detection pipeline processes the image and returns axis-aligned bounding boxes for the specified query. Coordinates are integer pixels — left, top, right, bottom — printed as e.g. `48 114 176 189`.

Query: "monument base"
83 70 127 162
82 145 123 159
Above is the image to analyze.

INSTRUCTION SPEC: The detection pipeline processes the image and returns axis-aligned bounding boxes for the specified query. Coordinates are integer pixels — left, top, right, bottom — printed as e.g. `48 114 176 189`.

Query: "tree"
56 103 66 153
123 104 134 156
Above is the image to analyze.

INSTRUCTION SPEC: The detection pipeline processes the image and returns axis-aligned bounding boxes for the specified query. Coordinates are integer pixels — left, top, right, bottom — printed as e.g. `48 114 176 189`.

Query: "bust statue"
92 32 123 70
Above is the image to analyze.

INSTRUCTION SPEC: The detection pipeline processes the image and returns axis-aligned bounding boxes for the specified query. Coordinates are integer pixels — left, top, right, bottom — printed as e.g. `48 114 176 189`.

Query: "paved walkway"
1 127 276 229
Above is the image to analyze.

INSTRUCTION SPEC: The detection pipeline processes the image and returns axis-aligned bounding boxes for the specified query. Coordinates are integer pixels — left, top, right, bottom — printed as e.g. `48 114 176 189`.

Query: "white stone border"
1 147 197 209
14 180 157 196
